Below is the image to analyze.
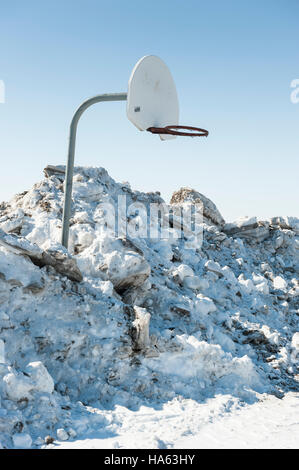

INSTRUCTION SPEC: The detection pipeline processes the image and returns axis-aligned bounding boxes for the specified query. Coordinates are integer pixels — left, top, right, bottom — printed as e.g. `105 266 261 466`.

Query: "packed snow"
0 165 298 449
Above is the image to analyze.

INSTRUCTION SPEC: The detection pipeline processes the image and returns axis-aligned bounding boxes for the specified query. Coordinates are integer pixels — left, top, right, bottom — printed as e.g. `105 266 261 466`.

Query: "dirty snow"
0 165 298 449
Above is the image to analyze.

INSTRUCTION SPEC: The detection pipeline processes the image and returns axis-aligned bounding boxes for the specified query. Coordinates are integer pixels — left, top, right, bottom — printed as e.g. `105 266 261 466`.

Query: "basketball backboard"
127 55 179 140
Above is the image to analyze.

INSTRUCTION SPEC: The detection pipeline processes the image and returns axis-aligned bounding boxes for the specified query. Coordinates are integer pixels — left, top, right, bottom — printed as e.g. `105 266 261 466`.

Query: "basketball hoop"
147 125 209 137
62 55 210 249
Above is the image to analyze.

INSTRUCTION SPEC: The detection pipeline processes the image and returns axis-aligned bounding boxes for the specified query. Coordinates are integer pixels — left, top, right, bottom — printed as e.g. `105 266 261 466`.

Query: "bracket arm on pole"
61 92 127 248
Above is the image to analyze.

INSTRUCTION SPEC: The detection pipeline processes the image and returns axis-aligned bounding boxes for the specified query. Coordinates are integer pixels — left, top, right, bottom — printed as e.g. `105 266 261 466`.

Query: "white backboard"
127 55 179 140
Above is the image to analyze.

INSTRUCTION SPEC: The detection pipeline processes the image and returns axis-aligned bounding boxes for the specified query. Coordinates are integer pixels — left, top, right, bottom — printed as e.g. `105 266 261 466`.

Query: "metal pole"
61 93 127 248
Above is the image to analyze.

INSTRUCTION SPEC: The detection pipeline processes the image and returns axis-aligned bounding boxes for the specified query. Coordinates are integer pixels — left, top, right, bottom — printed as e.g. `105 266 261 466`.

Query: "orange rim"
147 125 209 137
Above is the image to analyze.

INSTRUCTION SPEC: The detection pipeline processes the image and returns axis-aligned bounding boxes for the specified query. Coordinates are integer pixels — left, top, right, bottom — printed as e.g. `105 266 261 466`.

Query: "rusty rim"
147 125 209 137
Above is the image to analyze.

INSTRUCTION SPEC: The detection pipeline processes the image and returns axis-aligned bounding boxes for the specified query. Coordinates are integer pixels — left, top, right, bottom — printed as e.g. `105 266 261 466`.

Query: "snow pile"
0 165 298 448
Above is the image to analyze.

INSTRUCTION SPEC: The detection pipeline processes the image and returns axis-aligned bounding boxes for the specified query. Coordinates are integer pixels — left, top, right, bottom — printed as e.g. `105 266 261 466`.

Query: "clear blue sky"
0 0 298 221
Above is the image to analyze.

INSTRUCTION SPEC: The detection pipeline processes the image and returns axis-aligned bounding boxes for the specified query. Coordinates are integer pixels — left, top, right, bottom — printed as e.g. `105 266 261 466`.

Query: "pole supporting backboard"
61 93 127 248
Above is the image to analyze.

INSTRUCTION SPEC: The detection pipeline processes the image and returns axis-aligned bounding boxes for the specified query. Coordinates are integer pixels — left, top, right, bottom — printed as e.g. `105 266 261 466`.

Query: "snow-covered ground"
0 165 298 449
177 392 299 449
53 392 299 449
